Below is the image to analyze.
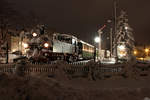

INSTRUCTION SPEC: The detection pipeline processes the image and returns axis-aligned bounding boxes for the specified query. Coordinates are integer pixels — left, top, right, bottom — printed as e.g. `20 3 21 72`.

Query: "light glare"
145 48 149 53
94 37 100 43
125 27 128 30
33 33 38 37
23 43 28 48
118 45 125 50
44 43 49 48
134 51 137 55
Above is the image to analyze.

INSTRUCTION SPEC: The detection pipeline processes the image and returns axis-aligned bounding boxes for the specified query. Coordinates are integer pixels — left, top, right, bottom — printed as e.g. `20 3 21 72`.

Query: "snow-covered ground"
0 60 150 100
0 73 150 100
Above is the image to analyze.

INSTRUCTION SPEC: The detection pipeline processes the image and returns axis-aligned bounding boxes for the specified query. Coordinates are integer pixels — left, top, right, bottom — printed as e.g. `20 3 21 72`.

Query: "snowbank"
0 73 150 100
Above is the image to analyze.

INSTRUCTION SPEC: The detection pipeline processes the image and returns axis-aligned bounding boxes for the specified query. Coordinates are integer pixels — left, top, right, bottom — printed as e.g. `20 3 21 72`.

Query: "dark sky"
7 0 150 44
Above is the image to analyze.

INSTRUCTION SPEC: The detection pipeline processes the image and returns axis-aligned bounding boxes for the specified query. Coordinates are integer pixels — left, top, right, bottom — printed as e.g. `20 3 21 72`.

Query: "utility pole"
113 0 118 62
114 0 117 35
6 42 8 64
110 28 113 57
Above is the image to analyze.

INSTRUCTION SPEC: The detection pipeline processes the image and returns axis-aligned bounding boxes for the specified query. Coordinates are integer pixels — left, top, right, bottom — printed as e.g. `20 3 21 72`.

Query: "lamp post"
97 25 106 61
145 48 149 57
94 37 100 61
98 31 102 60
133 50 137 56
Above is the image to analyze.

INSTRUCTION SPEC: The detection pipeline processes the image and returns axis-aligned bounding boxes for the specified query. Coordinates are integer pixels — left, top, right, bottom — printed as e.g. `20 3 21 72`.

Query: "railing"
0 61 149 80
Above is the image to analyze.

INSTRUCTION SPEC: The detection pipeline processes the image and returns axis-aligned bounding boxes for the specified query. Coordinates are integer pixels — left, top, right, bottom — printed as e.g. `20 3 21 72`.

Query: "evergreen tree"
113 10 135 60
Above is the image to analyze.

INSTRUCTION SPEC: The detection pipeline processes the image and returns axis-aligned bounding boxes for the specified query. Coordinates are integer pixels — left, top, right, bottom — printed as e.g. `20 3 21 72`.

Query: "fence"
0 61 150 79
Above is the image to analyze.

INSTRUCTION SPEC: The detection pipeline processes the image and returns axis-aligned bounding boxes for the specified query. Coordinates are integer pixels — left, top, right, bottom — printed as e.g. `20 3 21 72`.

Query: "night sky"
7 0 150 44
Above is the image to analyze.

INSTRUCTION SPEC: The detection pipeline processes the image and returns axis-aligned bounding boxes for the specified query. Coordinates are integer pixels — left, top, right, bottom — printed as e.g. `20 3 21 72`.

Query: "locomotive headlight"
44 43 49 48
23 43 29 48
32 32 38 37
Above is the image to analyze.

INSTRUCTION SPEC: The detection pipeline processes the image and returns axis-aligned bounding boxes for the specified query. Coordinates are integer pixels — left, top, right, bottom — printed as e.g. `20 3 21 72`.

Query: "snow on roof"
53 33 77 39
53 33 94 47
79 40 94 48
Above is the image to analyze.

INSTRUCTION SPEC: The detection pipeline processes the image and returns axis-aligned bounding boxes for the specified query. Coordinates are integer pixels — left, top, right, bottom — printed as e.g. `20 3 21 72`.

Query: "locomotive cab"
52 33 79 62
52 33 78 54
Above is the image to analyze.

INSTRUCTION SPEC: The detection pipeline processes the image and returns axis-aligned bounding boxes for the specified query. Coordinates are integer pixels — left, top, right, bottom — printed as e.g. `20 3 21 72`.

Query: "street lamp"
97 29 103 61
94 36 100 62
145 48 149 53
94 37 100 43
133 50 137 55
145 48 149 56
125 26 128 30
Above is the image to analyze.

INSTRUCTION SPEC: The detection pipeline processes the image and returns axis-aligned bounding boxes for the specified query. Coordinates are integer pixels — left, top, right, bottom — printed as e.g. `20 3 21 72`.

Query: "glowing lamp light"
139 57 144 61
134 51 137 55
94 37 100 43
125 26 128 30
12 49 16 52
145 48 149 53
118 45 125 50
32 32 38 37
23 43 29 48
44 43 49 48
119 51 126 57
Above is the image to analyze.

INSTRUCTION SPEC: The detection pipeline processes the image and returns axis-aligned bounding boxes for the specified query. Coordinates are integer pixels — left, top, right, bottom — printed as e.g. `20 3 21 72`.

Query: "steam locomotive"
24 29 95 63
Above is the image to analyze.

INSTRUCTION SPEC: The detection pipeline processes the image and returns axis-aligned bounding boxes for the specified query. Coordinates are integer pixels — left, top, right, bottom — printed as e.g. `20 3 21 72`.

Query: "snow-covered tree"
113 10 135 60
0 0 19 45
